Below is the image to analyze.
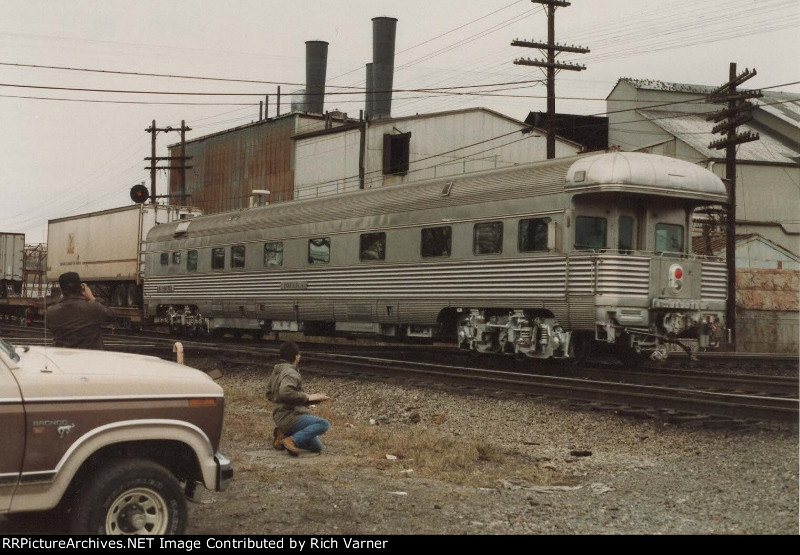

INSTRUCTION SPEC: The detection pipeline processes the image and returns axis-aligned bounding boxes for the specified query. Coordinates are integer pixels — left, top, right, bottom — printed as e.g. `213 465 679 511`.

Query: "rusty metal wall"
168 117 301 214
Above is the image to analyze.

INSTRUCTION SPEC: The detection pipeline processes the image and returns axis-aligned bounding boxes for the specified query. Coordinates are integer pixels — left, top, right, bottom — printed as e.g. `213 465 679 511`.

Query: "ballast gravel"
186 366 798 536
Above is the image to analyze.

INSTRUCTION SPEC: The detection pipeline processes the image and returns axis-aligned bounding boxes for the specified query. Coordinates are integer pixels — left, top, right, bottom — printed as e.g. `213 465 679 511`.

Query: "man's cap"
279 341 300 362
58 272 81 290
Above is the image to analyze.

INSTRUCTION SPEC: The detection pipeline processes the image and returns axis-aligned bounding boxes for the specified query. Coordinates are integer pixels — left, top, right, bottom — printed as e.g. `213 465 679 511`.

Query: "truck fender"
10 419 216 513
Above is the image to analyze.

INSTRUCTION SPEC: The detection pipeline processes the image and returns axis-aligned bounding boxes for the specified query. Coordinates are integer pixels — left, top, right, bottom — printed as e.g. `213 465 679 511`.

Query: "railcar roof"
146 152 726 243
565 151 727 202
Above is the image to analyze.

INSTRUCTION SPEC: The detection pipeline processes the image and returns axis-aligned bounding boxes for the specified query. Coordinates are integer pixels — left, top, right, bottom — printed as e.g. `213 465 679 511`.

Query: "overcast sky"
2 0 798 244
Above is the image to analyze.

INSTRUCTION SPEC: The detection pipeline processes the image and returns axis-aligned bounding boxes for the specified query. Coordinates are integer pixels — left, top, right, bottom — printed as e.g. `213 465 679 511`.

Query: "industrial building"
167 16 582 213
606 78 800 257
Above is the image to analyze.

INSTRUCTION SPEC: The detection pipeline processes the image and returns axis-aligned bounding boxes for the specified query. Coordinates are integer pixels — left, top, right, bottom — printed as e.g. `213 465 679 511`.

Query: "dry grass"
218 373 576 489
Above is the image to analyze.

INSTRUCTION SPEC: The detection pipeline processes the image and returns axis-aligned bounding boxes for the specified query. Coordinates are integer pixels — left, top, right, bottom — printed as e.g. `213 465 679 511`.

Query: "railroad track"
4 325 797 425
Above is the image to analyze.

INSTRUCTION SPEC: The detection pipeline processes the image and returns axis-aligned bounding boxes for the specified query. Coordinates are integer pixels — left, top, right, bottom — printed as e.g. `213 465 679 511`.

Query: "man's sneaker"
272 427 285 450
281 437 301 457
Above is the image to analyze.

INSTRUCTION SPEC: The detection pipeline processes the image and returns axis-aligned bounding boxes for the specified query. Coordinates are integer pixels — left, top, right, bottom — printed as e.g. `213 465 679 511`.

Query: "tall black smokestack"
305 40 328 114
371 17 397 119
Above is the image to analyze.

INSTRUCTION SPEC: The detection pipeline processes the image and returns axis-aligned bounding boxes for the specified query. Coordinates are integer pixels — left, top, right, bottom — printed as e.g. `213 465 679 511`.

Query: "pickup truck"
0 336 232 535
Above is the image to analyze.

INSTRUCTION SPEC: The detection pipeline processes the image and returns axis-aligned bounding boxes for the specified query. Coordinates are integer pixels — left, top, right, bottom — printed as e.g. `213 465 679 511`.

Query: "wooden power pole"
145 120 193 204
512 0 588 159
706 63 762 351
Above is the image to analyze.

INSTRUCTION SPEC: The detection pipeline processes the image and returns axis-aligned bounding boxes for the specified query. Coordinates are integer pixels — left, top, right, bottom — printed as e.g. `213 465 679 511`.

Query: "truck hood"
11 345 223 400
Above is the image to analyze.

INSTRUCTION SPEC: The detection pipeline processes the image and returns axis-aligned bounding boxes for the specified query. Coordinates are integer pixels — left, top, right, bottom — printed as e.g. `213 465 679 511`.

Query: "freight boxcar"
1 233 24 297
47 204 202 327
0 234 52 324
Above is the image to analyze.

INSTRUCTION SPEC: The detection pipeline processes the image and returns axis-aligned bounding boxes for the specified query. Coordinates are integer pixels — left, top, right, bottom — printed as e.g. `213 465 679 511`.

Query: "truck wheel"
69 458 187 535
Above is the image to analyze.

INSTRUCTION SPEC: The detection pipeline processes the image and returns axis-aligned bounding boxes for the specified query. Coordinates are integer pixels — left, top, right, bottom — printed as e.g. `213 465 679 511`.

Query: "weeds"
219 372 575 489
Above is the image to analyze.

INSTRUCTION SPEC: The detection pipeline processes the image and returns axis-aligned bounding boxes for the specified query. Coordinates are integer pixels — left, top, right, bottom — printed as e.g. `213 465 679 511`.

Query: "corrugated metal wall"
168 116 310 214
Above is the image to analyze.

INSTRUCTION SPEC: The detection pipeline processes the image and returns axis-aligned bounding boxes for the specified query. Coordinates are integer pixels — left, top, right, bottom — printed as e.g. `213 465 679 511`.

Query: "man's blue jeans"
288 414 331 453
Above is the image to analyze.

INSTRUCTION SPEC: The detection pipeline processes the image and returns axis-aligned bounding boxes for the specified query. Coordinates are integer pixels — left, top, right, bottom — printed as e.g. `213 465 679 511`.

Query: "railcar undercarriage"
457 309 573 359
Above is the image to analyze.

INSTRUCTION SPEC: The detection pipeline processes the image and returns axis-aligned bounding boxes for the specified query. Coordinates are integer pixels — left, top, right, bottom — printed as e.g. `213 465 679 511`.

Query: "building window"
421 226 451 258
264 242 283 267
231 245 246 269
187 250 198 272
211 247 225 270
382 132 411 175
473 222 503 255
160 253 169 265
172 252 181 265
308 237 330 264
518 217 551 252
360 232 386 261
575 216 607 250
655 223 684 254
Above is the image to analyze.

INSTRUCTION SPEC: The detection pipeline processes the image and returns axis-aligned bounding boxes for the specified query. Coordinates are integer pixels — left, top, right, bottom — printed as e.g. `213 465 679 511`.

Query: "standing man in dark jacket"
46 272 116 350
266 341 331 456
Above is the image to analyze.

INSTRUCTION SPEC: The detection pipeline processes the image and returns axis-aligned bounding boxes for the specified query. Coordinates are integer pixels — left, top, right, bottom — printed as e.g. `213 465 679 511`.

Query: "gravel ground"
185 363 799 536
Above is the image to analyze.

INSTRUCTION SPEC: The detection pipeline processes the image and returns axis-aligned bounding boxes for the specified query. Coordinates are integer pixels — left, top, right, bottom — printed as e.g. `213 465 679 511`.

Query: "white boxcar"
0 233 24 283
47 205 201 314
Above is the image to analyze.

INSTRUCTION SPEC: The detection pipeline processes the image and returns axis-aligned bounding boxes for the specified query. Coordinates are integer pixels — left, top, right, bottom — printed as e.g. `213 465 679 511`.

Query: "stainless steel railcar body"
142 152 728 361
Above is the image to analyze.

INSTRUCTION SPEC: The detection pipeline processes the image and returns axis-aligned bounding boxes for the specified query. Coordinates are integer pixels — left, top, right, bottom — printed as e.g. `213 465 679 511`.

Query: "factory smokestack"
305 40 328 114
370 17 397 119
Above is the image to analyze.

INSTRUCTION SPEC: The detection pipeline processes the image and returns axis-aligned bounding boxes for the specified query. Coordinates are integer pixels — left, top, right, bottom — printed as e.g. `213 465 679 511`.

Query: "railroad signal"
130 184 150 204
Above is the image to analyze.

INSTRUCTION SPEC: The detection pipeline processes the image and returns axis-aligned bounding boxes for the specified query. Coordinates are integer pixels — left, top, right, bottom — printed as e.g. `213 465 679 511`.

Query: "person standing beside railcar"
46 271 116 350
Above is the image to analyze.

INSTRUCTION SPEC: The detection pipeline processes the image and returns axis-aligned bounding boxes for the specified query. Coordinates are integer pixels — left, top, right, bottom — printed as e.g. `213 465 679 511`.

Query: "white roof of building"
637 110 799 164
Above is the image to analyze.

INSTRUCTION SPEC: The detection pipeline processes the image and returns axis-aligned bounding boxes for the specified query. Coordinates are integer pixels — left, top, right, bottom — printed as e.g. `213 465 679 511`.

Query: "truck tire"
69 458 187 535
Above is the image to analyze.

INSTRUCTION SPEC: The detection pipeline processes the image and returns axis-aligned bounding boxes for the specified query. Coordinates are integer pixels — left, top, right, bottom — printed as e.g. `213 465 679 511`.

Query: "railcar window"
172 252 181 265
575 216 607 250
308 237 330 264
360 232 386 261
187 250 198 272
231 245 246 269
518 217 551 252
619 216 634 253
211 247 225 270
421 226 452 258
160 253 169 265
655 223 684 253
264 242 283 267
473 222 503 255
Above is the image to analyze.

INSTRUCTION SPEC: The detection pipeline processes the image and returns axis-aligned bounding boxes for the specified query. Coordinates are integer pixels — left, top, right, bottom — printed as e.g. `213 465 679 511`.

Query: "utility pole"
512 0 588 159
144 120 193 204
706 63 762 352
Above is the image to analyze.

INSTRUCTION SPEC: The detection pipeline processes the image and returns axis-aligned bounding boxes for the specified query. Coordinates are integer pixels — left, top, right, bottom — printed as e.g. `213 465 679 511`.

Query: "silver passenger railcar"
142 151 728 363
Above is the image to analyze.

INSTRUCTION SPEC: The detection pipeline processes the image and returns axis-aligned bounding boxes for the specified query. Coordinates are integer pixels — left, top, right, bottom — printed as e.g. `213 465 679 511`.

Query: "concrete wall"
735 269 799 354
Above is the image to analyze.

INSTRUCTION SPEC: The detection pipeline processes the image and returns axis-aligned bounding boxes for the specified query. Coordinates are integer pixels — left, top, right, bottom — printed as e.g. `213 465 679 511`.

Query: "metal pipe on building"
365 63 374 120
305 40 329 115
370 17 397 120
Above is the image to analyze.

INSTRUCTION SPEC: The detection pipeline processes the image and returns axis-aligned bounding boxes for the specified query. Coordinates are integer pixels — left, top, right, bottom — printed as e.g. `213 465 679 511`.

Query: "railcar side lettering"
280 280 308 290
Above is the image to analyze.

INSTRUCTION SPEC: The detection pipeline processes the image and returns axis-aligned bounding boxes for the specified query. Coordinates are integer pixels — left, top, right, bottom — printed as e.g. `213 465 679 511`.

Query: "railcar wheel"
113 284 127 307
565 332 592 365
126 284 140 307
615 344 651 369
69 458 186 535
